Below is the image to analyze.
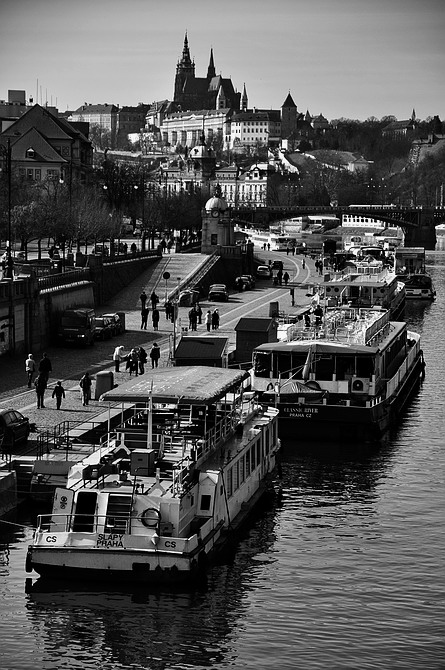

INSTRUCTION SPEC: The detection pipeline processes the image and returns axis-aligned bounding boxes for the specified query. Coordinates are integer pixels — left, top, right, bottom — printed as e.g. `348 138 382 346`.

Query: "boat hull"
272 356 424 443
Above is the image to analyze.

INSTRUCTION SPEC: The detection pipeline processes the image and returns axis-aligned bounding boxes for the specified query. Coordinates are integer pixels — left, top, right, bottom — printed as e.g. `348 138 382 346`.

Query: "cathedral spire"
242 83 248 111
207 48 216 79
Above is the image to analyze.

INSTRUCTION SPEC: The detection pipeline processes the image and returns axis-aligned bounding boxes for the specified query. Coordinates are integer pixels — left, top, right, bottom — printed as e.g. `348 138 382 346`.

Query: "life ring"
140 507 161 529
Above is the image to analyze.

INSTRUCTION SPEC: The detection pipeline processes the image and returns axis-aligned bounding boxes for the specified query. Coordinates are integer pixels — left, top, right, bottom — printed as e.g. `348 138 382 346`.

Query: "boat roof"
254 341 378 355
101 366 249 404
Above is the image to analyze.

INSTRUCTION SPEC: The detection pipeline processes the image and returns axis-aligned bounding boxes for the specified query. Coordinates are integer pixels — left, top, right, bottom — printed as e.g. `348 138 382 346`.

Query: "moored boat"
250 306 424 442
395 247 436 300
26 367 280 584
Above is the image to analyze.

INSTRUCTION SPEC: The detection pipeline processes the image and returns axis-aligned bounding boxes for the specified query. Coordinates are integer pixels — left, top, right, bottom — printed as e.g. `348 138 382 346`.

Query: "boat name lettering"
284 407 319 418
45 536 58 543
164 540 177 548
97 533 124 548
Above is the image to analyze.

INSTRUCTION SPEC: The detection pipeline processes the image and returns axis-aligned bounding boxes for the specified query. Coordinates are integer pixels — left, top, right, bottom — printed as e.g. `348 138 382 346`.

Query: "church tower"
174 32 195 101
207 48 216 80
241 83 248 111
281 92 298 139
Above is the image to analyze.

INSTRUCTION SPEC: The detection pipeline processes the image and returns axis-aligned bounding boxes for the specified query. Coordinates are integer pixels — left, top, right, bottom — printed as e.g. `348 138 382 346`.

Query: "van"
58 308 96 346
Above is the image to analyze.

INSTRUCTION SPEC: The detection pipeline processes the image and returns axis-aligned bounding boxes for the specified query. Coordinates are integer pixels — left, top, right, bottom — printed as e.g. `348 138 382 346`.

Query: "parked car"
178 289 200 306
256 265 273 279
271 260 284 271
208 284 229 302
101 312 123 336
92 316 114 340
235 274 256 290
0 408 32 448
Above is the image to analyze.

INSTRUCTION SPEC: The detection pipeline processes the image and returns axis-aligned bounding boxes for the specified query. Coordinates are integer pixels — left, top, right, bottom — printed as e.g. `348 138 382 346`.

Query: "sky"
1 0 444 122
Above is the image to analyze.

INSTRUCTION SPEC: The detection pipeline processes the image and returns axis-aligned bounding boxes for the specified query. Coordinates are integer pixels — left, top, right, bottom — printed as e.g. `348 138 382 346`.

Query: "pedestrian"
292 246 296 256
79 372 92 406
141 307 149 329
34 373 47 409
205 309 212 332
52 380 66 410
211 308 220 330
167 240 173 254
188 306 198 331
302 258 306 269
149 342 161 368
283 271 290 286
196 302 202 324
165 299 173 321
150 291 159 310
152 307 160 331
286 246 290 256
113 345 125 372
289 287 295 307
304 312 311 328
140 290 147 309
25 353 36 388
127 349 139 376
277 269 283 286
38 352 52 382
267 243 270 251
138 346 147 375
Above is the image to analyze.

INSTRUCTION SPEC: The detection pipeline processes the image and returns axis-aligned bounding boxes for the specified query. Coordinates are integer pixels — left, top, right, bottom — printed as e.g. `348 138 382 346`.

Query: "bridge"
232 205 445 249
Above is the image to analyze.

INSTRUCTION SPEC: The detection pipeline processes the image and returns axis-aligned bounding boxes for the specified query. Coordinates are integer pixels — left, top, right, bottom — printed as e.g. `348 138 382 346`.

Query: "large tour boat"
319 257 406 320
250 306 424 442
26 366 280 584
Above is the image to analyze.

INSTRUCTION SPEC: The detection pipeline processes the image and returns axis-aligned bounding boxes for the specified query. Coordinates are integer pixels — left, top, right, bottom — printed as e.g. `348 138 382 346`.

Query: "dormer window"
26 147 35 159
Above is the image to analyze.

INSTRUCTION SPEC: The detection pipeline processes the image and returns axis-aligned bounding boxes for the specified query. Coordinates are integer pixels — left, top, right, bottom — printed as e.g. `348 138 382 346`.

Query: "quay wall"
0 471 17 517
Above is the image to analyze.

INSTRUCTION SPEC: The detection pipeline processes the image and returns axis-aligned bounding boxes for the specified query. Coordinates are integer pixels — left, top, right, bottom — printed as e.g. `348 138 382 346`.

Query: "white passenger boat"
26 367 280 584
250 307 424 442
395 247 436 300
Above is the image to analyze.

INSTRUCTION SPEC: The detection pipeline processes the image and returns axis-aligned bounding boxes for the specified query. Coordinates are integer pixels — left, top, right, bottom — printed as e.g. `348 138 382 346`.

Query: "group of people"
113 343 161 375
188 304 203 331
140 289 161 330
25 351 93 410
205 309 220 332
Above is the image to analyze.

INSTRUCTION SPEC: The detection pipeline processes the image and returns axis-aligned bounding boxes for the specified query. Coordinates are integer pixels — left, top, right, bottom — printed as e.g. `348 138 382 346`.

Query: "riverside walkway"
0 249 316 456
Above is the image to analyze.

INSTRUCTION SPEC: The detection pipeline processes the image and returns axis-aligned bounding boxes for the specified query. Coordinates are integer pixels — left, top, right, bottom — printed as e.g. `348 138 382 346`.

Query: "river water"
1 253 444 670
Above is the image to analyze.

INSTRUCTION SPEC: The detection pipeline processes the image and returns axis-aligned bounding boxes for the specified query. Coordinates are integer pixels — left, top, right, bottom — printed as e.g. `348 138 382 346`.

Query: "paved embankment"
0 250 317 458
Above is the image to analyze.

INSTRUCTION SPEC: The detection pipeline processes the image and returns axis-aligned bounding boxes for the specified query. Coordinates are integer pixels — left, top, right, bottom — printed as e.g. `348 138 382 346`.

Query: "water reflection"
23 497 280 670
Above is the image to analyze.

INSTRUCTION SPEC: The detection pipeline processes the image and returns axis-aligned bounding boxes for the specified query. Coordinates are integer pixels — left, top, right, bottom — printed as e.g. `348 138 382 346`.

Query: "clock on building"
211 209 219 218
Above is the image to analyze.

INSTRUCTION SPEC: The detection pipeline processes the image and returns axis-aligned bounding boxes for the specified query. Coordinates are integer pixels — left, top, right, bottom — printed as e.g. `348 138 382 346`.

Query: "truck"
58 308 96 346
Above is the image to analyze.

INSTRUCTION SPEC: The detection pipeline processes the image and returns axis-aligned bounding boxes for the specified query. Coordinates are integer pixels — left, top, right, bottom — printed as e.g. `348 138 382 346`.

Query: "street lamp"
0 138 13 279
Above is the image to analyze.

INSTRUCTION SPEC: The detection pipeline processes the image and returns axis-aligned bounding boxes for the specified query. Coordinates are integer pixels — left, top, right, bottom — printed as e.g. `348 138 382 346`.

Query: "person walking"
138 346 147 375
188 306 198 331
211 308 220 330
52 381 66 410
38 352 52 382
152 307 160 331
205 310 212 332
25 353 36 388
34 373 47 409
141 307 149 329
196 303 202 324
127 349 139 376
139 290 147 309
150 291 159 310
79 372 92 406
113 345 125 372
149 342 161 368
302 258 306 269
283 271 290 286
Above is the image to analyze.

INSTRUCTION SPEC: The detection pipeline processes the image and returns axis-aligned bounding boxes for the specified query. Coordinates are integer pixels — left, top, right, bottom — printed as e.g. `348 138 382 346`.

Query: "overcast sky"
1 0 444 121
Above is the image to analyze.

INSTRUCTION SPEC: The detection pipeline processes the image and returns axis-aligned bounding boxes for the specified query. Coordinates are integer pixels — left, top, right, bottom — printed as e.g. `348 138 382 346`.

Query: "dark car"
101 312 123 336
235 274 256 290
92 316 114 340
208 284 229 302
272 260 284 271
178 289 200 306
0 408 32 448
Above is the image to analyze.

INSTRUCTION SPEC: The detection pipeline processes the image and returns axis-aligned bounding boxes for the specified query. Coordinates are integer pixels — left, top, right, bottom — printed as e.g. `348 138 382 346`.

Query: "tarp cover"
101 366 249 405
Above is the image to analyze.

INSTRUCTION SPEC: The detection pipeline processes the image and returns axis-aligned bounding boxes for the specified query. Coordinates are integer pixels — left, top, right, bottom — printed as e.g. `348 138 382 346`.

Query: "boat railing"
36 512 133 535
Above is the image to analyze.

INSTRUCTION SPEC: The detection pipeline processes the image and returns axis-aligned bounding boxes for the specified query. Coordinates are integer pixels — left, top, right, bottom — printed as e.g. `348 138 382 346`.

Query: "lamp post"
0 138 13 279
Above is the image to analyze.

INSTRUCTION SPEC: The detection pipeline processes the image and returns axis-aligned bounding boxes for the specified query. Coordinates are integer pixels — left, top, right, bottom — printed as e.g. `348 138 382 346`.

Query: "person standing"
150 291 159 310
283 271 290 286
205 310 212 332
149 342 161 368
25 353 36 388
188 306 198 331
34 373 47 409
127 349 139 376
38 352 52 383
113 345 125 372
139 290 147 309
79 372 92 406
211 309 220 330
138 346 147 375
302 258 306 269
52 381 66 410
196 303 202 324
141 307 149 329
152 307 160 331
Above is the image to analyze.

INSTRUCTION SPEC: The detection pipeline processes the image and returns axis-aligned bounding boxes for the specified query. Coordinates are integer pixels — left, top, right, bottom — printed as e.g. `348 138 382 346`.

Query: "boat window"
200 494 211 511
290 354 308 380
253 351 271 378
335 355 356 380
356 356 374 378
276 352 293 378
72 491 97 533
313 355 335 380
